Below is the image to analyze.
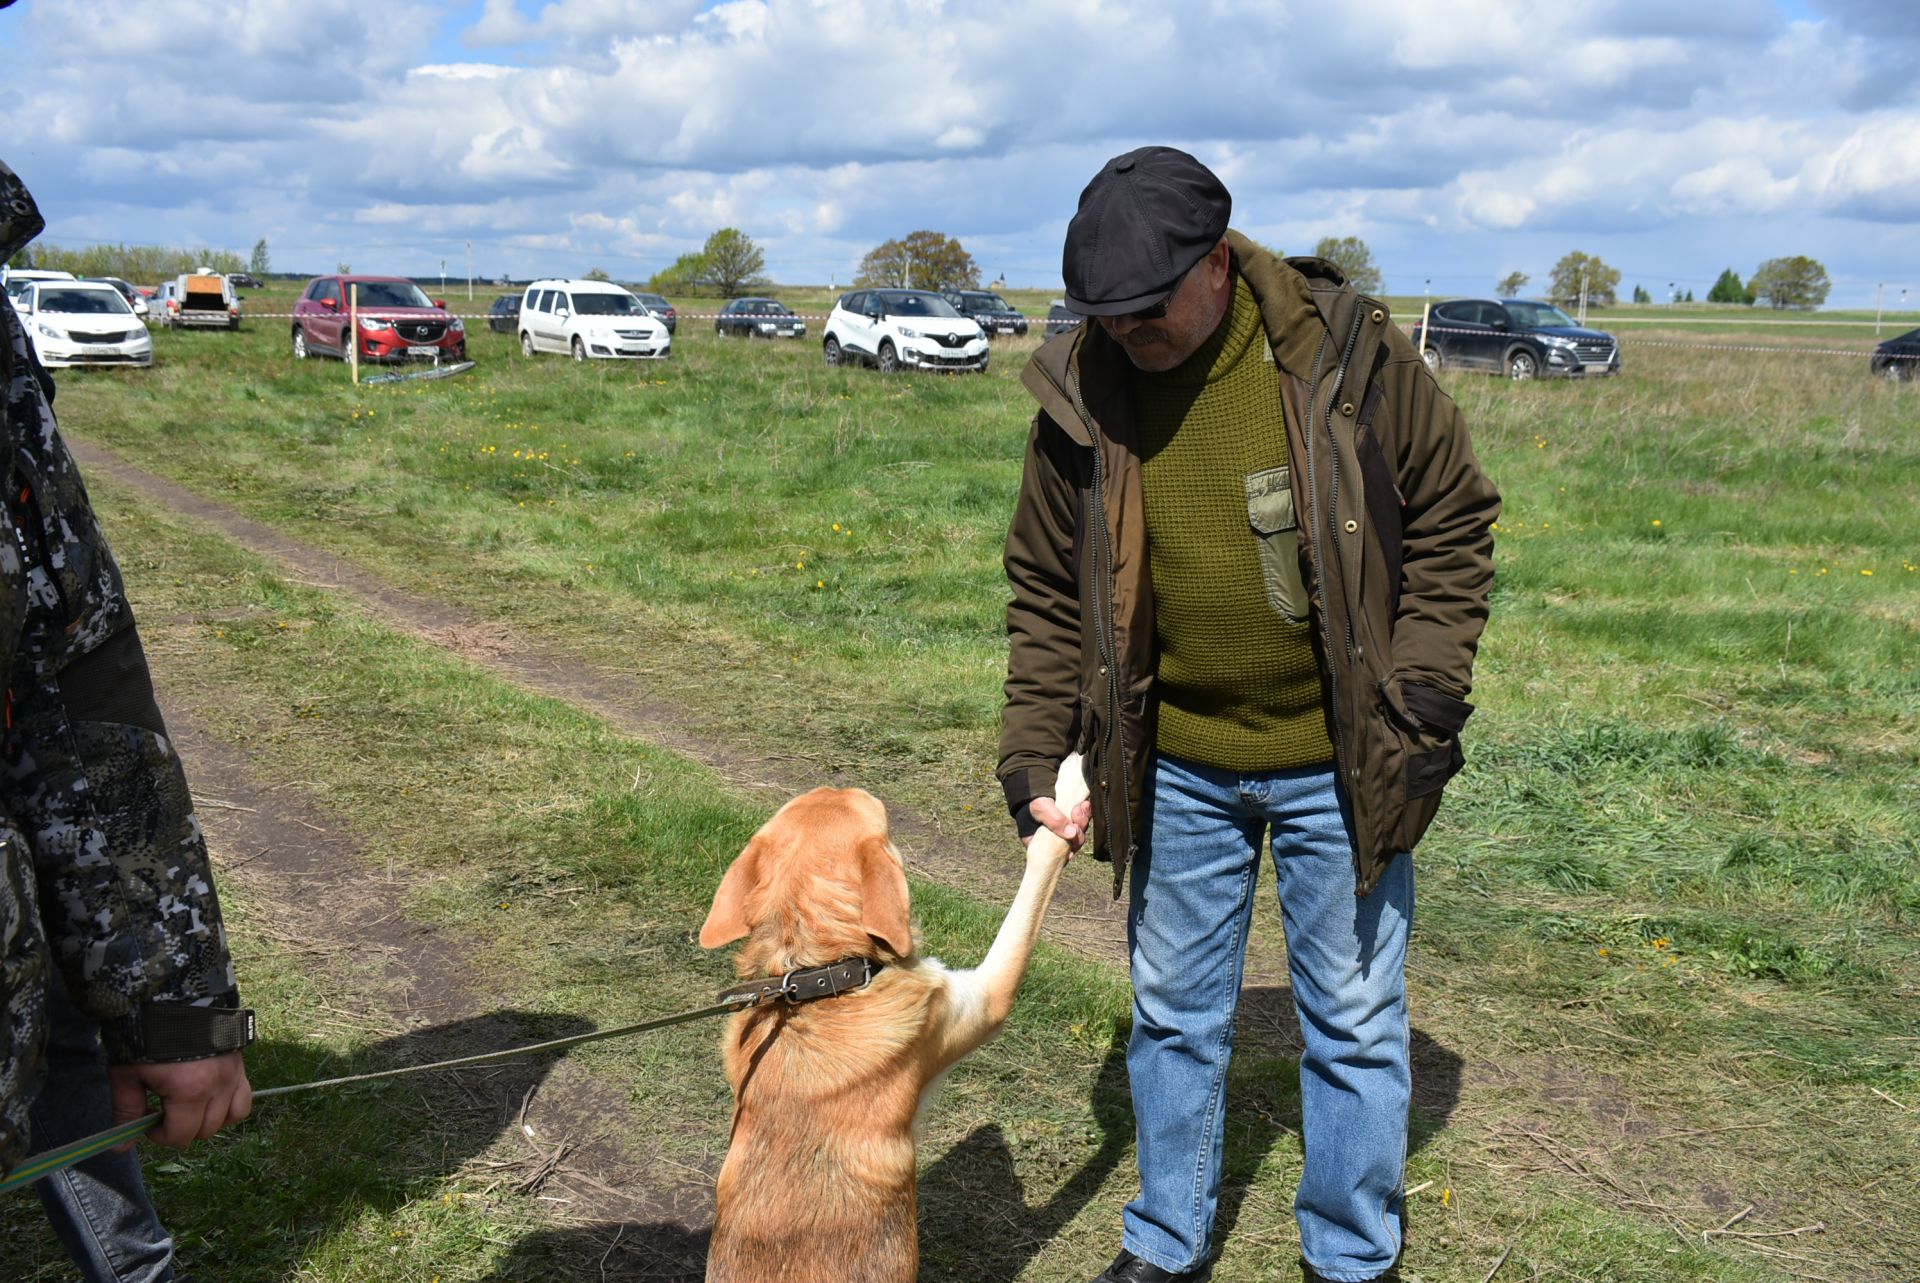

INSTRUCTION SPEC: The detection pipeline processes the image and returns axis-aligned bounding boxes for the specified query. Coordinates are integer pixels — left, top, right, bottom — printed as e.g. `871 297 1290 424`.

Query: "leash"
0 958 880 1196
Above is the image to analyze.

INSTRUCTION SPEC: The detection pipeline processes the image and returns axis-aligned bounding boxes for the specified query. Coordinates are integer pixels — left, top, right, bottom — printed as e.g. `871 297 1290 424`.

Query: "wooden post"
349 283 360 385
1419 299 1432 363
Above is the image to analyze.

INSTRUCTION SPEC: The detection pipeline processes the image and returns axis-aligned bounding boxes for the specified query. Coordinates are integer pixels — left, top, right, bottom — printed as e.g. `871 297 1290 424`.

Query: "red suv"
291 275 467 363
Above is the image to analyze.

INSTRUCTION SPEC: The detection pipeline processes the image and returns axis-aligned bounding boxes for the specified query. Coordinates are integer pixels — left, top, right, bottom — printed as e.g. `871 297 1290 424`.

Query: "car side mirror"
433 299 446 309
321 297 339 311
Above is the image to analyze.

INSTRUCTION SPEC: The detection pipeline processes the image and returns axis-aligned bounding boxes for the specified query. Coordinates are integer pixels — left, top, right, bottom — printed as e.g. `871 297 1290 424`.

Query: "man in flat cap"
998 147 1499 1282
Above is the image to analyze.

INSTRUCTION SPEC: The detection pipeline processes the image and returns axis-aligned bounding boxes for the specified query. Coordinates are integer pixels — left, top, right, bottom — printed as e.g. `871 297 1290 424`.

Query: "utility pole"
902 250 913 289
1876 282 1884 336
1579 270 1590 326
440 258 446 298
466 241 473 301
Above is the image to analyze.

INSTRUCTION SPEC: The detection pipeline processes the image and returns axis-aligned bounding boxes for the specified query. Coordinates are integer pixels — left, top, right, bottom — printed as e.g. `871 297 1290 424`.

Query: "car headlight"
1539 334 1576 348
897 325 921 338
758 322 775 332
448 318 464 333
36 323 65 340
361 317 394 332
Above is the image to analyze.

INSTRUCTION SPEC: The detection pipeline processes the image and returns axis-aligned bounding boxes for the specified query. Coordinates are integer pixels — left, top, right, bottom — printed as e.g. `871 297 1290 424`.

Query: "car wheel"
1420 345 1442 374
292 327 308 360
824 336 843 367
571 337 587 362
1507 349 1538 381
877 340 900 374
521 331 536 357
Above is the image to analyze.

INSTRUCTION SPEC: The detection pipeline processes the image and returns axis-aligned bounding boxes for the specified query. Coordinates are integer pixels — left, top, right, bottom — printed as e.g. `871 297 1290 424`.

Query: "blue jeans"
28 970 177 1283
1122 754 1412 1282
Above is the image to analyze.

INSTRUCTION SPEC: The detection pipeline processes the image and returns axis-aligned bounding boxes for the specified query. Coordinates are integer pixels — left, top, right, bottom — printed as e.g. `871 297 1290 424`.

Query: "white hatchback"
15 280 154 368
822 289 987 373
518 279 670 360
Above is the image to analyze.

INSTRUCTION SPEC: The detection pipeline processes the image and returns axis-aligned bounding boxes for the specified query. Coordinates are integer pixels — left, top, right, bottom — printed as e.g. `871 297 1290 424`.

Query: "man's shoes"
1092 1249 1214 1282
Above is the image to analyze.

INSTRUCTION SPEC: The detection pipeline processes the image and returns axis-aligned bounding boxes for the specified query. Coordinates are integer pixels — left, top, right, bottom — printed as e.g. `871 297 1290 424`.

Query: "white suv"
822 289 988 373
518 278 670 360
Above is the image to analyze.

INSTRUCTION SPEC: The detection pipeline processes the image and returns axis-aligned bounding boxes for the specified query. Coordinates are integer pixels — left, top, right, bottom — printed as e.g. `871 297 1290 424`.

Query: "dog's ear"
700 835 764 948
856 835 913 957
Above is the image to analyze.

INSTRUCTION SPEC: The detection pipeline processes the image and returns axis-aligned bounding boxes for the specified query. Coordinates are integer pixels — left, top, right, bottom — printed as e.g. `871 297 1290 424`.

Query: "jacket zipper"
1066 361 1130 881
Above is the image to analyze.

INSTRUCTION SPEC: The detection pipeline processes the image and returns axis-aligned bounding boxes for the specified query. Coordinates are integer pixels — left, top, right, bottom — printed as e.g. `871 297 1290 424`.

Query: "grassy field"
1 285 1914 1281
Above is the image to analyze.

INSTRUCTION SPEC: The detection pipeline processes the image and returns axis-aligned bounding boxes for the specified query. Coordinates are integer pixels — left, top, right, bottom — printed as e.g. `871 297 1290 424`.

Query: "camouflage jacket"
0 293 239 1175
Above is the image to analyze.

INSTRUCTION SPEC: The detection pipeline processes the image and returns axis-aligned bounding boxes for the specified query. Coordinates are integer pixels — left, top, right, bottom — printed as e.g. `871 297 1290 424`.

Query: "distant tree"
1632 284 1651 304
584 267 611 282
337 261 352 275
1684 288 1694 302
647 252 709 296
697 228 767 298
1707 268 1753 306
855 230 979 291
1310 236 1383 295
250 238 271 277
1496 271 1529 298
1548 251 1620 308
1749 256 1830 309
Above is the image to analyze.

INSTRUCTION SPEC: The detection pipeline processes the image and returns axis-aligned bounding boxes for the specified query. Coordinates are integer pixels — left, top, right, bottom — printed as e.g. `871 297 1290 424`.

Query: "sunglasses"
1124 295 1173 321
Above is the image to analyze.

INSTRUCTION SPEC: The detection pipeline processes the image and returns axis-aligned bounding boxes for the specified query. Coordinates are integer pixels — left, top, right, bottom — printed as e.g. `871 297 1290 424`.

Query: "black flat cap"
1063 146 1231 316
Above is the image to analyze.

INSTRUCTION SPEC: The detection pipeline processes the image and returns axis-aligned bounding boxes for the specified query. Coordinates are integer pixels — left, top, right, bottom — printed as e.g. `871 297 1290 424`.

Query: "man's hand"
109 1052 252 1149
1024 795 1092 852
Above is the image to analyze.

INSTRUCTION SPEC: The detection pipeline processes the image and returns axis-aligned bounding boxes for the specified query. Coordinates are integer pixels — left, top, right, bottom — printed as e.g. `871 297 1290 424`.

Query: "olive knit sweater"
1135 274 1334 771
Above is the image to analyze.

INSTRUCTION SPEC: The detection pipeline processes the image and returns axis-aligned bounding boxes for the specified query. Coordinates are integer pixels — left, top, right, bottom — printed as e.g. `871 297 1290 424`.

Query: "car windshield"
353 281 435 309
960 293 1013 312
878 292 960 318
1504 302 1578 328
571 293 645 316
37 287 132 316
739 301 791 315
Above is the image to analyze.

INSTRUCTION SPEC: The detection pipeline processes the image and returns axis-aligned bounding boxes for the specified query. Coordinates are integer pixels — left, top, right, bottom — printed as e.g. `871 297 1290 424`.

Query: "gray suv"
1410 298 1620 379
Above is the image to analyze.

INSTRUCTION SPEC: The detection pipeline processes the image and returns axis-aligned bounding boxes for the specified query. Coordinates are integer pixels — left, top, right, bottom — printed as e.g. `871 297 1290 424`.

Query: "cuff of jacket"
1001 766 1057 828
99 994 243 1064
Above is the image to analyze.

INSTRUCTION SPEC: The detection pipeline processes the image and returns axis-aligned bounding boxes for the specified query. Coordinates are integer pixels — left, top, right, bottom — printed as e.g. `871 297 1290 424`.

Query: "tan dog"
698 754 1087 1283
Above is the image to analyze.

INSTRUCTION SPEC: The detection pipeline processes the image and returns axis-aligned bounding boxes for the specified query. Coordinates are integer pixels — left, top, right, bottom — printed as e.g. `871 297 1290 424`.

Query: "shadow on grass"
0 1010 595 1283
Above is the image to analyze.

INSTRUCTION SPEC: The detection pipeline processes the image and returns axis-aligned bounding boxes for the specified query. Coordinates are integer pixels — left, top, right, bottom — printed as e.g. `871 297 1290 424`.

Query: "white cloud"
0 0 1914 299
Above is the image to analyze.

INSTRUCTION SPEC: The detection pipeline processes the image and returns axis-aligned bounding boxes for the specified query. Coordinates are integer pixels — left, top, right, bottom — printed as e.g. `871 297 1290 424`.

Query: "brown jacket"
998 233 1501 897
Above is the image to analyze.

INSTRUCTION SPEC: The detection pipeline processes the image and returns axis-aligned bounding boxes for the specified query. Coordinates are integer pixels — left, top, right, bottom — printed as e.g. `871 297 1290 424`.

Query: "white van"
518 278 670 360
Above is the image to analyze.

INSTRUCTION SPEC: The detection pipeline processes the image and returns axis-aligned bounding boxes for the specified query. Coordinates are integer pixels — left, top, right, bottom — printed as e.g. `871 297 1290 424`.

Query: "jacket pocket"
1245 466 1308 623
1380 677 1472 801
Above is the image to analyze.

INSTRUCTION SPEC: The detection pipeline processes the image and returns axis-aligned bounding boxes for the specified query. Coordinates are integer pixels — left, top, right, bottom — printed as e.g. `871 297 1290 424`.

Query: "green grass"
5 300 1915 1280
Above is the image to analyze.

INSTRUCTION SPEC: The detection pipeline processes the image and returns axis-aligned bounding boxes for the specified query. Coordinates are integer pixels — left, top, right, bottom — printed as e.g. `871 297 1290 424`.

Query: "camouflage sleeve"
2 304 238 1063
0 820 50 1175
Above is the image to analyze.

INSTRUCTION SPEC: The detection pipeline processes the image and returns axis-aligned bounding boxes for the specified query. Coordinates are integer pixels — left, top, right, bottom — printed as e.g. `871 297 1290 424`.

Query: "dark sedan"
487 293 521 334
633 291 677 335
1043 300 1084 337
1871 327 1919 381
1410 298 1619 380
716 297 806 338
941 289 1028 336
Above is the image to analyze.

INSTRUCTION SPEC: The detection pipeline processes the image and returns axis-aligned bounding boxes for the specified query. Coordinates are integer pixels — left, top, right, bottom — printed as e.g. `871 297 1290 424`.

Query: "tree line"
1496 252 1833 310
7 242 246 281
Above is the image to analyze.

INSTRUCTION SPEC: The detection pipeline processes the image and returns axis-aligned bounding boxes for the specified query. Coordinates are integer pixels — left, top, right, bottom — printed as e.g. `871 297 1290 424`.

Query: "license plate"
80 345 119 356
407 345 440 356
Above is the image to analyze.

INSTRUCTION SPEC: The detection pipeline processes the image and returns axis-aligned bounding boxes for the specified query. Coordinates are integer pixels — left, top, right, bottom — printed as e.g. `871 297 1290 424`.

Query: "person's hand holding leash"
110 1053 253 1149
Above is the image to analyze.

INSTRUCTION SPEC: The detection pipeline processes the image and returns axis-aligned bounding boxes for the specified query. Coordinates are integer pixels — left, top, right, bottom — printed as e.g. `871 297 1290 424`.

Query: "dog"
698 754 1086 1283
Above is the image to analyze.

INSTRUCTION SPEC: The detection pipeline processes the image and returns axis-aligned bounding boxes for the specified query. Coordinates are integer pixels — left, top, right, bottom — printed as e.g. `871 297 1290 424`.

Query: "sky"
2 0 1916 309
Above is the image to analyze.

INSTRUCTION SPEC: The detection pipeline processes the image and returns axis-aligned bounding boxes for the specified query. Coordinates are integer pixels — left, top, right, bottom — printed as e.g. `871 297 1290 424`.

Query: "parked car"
3 268 75 303
291 274 467 363
631 291 677 335
13 279 153 368
940 289 1028 336
518 278 669 360
229 272 262 289
822 289 988 373
1410 298 1620 380
1043 300 1084 337
1871 327 1919 381
486 293 521 334
715 296 806 339
87 276 148 318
